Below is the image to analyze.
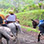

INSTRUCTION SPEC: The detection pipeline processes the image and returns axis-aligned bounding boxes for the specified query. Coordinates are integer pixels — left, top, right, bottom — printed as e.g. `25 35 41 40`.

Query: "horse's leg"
1 33 10 44
38 33 41 42
7 40 9 44
0 34 3 44
0 38 3 44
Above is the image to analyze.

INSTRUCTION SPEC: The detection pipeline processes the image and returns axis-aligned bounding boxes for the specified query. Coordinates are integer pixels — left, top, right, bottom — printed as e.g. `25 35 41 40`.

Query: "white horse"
7 22 22 36
1 22 22 44
0 25 15 44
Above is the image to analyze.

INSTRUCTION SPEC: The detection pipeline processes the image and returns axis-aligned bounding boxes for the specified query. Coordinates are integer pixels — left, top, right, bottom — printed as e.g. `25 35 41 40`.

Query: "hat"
9 10 14 14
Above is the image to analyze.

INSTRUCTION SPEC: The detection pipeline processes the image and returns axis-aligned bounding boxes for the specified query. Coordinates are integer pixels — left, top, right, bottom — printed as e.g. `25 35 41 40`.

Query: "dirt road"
2 28 44 44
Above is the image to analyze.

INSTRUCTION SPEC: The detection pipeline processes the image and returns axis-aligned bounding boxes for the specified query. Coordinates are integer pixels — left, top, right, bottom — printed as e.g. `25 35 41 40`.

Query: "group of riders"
0 10 44 43
0 10 22 44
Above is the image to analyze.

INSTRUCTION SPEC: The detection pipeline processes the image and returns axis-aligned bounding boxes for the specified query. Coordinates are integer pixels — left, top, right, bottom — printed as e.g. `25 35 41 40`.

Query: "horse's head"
31 19 39 28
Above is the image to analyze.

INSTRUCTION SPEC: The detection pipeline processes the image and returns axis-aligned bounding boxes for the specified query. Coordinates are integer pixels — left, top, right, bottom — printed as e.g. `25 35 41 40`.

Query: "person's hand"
16 19 20 23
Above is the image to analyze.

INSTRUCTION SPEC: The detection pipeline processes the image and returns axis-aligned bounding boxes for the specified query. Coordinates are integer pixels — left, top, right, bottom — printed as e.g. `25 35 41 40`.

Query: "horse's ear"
31 19 34 21
34 20 39 24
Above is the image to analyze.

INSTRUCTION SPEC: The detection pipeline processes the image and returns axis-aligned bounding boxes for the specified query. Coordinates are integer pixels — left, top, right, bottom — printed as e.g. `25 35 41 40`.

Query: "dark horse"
31 19 44 42
31 19 39 28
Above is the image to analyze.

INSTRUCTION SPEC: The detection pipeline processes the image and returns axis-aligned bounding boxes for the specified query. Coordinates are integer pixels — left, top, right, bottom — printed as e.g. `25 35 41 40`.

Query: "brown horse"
31 19 39 28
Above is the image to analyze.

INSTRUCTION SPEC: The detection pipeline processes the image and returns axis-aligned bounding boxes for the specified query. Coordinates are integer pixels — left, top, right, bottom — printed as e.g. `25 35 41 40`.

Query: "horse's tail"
15 25 18 36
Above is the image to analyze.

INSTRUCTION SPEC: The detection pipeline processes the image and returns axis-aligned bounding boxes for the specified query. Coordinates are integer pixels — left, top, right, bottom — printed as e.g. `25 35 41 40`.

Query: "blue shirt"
38 20 44 26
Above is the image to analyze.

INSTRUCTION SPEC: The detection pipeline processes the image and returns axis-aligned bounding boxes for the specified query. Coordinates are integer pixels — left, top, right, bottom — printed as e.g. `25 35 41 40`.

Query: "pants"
39 25 44 33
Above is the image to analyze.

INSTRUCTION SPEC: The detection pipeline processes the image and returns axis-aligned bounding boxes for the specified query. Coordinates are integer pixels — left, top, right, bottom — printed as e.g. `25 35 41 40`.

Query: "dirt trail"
2 28 44 44
18 28 44 44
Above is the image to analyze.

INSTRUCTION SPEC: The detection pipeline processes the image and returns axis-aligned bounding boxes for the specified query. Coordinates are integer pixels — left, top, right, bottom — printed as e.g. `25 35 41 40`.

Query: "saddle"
2 24 7 27
6 21 16 24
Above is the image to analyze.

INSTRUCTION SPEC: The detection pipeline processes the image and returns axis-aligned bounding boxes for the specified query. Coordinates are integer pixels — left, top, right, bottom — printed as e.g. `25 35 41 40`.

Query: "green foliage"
38 3 42 6
5 8 11 14
0 0 44 13
16 10 44 27
21 26 39 33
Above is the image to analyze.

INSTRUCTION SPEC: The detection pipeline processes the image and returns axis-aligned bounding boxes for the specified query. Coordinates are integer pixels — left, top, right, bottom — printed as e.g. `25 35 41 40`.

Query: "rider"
38 19 44 42
38 20 44 33
5 10 22 33
0 14 5 24
5 10 18 24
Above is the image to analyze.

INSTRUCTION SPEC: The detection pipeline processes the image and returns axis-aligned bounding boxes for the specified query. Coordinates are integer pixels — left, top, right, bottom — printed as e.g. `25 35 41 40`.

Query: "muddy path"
2 28 44 44
18 28 44 44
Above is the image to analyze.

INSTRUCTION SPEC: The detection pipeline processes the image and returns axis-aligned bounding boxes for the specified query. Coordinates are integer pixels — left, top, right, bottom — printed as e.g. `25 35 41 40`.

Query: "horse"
31 19 44 42
0 16 15 44
0 16 20 44
2 22 22 44
0 25 15 44
7 22 22 43
31 19 39 28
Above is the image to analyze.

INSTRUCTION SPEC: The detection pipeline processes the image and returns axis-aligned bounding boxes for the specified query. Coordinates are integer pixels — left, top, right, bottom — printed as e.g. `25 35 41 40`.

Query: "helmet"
9 10 14 14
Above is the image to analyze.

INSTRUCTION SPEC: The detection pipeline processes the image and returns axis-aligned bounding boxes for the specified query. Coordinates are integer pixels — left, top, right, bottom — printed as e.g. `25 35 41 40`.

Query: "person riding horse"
38 20 44 42
0 11 21 44
31 19 44 42
0 16 15 44
5 10 18 24
4 10 22 43
5 10 22 33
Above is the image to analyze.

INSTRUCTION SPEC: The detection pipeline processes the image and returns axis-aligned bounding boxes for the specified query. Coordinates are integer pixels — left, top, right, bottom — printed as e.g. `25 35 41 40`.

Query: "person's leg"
15 22 22 33
38 26 42 42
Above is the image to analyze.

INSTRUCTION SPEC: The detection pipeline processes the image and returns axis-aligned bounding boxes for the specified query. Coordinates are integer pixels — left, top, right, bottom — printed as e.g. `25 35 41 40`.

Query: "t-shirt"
6 14 16 21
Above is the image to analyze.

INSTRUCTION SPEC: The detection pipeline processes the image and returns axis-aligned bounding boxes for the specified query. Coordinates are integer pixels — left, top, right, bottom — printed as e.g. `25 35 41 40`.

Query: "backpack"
0 17 3 24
